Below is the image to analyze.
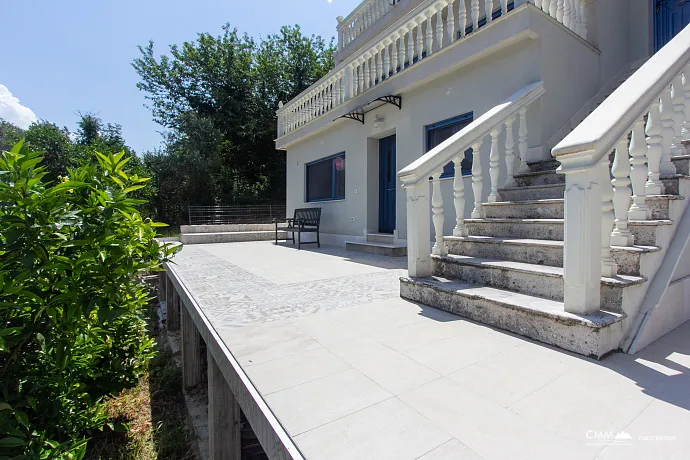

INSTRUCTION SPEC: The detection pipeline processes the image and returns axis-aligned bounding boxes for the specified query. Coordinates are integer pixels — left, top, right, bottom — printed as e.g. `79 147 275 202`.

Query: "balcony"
277 0 592 142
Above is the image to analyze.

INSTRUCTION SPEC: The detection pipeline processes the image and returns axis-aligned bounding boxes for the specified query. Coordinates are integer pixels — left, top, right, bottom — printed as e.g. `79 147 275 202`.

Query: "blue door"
656 0 690 51
378 135 396 234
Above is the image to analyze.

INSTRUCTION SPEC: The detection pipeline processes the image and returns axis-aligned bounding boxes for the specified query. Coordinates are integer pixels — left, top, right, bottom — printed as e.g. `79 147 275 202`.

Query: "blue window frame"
306 153 346 202
425 112 474 179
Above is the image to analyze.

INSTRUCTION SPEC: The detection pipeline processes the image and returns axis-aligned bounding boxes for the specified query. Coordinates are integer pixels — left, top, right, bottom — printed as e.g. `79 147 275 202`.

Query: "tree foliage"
133 24 335 225
0 141 175 458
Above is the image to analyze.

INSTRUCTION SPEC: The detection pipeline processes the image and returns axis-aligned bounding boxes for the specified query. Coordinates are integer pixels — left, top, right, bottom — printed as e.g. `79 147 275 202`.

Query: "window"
425 112 474 179
306 153 346 202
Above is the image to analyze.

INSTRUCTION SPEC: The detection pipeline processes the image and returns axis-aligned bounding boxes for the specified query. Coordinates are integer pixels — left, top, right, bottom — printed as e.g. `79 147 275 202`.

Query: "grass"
85 281 196 460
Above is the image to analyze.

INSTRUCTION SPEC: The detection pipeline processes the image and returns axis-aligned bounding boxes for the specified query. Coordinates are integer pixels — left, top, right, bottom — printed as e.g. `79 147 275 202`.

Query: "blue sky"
0 0 360 154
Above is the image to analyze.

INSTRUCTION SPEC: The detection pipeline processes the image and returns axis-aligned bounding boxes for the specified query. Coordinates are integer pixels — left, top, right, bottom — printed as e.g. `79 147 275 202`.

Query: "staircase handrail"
552 24 690 166
398 81 545 185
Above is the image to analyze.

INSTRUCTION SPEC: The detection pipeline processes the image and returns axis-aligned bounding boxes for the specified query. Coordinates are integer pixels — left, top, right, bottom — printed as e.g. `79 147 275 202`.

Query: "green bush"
0 141 176 459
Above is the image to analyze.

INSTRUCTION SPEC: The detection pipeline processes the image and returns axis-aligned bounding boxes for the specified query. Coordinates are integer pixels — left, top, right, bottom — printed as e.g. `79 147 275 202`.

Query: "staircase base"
180 230 287 244
345 241 407 257
400 276 625 359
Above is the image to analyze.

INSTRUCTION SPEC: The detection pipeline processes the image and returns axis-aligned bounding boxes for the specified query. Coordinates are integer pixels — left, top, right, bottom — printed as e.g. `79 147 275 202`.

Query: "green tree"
0 119 25 152
23 120 72 181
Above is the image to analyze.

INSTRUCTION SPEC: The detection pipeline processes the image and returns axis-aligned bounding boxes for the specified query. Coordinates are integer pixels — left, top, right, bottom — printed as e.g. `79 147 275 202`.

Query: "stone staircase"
401 155 690 358
346 233 407 257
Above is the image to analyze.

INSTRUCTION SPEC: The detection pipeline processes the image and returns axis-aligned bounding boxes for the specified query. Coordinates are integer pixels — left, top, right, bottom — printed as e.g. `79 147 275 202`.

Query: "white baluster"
542 0 551 14
406 23 416 66
572 0 582 35
683 65 690 141
517 107 530 173
600 157 617 277
504 116 517 187
471 0 479 32
549 0 557 18
458 0 467 38
377 45 385 82
471 140 485 218
426 11 434 55
671 74 685 161
357 60 364 95
485 0 494 23
431 172 448 256
435 3 445 49
447 0 456 44
415 17 425 60
335 76 342 106
398 28 406 70
563 0 572 28
650 95 667 193
364 56 371 91
611 137 634 246
382 40 390 79
488 128 501 202
391 33 399 75
453 155 468 237
579 0 588 39
370 53 377 88
629 117 650 220
535 0 543 8
556 0 564 22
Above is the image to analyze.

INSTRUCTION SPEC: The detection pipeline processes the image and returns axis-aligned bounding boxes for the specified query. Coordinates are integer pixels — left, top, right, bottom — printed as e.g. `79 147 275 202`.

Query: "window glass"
426 113 474 178
306 154 346 202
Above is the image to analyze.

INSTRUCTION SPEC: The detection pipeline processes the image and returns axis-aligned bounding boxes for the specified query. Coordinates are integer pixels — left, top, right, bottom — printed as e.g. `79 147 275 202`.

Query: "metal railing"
188 205 287 225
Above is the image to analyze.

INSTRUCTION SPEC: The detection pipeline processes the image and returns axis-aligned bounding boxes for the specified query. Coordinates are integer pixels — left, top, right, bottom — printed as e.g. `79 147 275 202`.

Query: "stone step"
431 254 646 311
526 159 560 172
672 154 690 175
180 223 275 233
513 170 564 187
345 241 407 257
498 183 564 201
367 233 395 244
464 217 673 245
443 236 659 276
661 174 690 195
399 276 624 358
483 195 682 220
180 230 287 245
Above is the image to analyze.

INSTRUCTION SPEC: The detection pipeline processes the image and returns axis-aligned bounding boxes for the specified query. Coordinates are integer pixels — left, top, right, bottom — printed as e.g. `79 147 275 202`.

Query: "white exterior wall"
283 2 654 245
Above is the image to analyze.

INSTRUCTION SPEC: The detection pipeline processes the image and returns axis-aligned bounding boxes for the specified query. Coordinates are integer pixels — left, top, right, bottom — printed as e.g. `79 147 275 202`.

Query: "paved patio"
171 241 690 460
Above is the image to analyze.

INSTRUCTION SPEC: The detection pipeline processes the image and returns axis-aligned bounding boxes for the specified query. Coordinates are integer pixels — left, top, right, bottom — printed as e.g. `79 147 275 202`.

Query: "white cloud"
0 84 37 129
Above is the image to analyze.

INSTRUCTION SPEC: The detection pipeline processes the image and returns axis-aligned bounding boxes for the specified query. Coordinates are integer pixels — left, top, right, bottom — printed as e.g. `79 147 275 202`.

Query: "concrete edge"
164 262 305 460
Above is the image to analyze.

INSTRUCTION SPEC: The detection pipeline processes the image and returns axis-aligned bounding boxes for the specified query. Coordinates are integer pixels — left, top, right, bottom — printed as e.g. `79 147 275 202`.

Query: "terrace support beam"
208 349 242 460
181 307 202 388
166 275 180 331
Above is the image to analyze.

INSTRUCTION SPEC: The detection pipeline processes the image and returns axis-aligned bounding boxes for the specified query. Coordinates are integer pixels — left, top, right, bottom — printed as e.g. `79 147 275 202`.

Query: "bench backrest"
294 208 321 226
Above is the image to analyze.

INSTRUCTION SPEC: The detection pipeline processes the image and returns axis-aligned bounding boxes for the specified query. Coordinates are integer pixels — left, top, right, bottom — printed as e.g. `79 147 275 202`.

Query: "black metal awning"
334 94 402 125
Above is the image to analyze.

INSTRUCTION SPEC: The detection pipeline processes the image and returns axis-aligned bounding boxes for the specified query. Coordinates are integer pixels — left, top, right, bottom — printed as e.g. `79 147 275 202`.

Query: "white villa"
275 0 690 358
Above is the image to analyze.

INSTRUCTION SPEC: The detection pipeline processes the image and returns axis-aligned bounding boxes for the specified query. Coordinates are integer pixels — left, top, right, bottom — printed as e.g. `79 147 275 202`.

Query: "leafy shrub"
0 142 175 458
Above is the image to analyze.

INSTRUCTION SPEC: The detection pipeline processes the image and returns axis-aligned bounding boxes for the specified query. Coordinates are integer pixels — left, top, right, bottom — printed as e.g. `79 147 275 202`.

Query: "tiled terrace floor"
172 241 690 460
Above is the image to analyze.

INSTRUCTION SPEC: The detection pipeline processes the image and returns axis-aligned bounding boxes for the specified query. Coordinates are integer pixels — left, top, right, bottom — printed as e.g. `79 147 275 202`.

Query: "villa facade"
275 0 690 357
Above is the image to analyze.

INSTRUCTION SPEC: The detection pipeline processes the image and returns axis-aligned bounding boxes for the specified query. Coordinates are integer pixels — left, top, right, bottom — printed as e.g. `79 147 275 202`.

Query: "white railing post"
488 127 501 202
345 63 354 100
277 102 284 137
610 137 635 246
648 96 666 195
504 116 517 187
629 117 651 220
431 172 448 256
600 158 617 277
471 140 485 218
404 180 433 277
453 155 469 237
517 107 530 173
561 154 602 315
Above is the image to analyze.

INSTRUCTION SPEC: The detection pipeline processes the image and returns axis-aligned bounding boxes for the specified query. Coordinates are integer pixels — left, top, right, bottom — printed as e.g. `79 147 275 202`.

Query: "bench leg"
292 231 295 245
298 231 301 250
275 223 277 245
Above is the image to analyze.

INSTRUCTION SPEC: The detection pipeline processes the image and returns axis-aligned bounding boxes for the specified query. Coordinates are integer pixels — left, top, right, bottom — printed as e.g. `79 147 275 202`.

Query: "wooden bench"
275 208 321 249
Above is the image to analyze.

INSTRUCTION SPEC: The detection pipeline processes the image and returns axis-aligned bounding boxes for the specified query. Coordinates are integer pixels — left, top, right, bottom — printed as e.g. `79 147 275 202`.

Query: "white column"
561 157 602 315
447 0 456 44
404 180 433 277
458 0 467 38
517 107 530 173
485 0 494 23
671 74 686 161
629 117 651 220
431 172 448 256
471 0 479 32
488 128 501 202
611 136 635 246
453 155 469 237
648 97 666 195
600 158 617 277
504 116 517 187
471 140 485 218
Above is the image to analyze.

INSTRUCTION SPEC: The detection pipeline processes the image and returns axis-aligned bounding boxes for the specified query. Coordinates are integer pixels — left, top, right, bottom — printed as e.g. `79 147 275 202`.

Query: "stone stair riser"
432 257 629 310
465 220 564 240
444 238 647 277
527 160 560 172
514 172 564 187
399 278 622 358
484 202 563 219
672 156 689 175
180 231 287 244
499 185 565 201
367 234 395 244
346 242 407 257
